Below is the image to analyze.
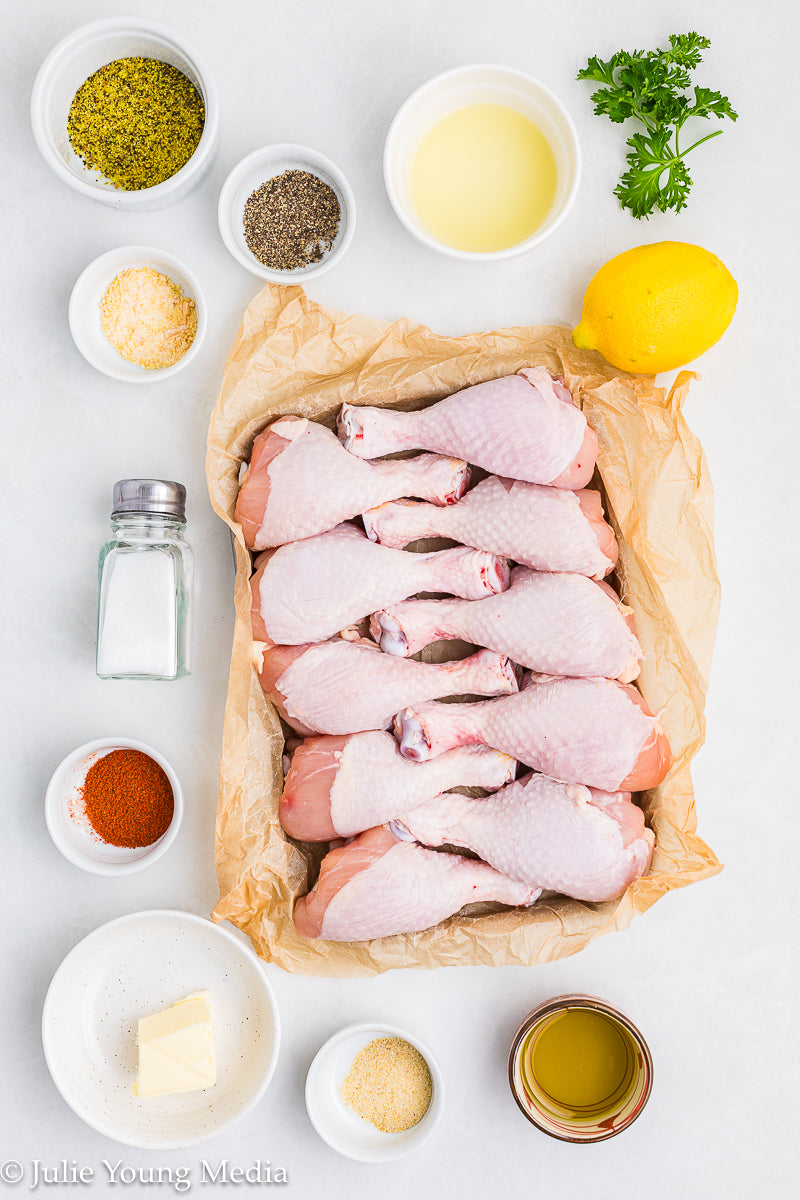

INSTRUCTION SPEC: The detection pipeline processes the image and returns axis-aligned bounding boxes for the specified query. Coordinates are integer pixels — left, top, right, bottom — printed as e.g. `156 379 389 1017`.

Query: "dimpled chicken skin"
339 368 597 488
363 475 617 580
396 675 671 793
395 772 654 902
372 568 642 683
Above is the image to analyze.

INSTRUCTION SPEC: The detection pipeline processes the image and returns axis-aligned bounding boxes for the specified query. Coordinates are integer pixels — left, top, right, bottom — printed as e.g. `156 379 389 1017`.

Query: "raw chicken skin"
339 368 597 487
258 638 518 736
251 522 509 644
280 731 516 840
293 825 540 940
394 773 654 902
372 568 642 683
363 475 618 580
396 676 672 792
235 416 470 549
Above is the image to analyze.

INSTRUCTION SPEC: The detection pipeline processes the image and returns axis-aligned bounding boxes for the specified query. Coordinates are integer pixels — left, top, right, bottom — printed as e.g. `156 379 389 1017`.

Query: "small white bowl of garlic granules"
69 245 206 382
305 1022 444 1162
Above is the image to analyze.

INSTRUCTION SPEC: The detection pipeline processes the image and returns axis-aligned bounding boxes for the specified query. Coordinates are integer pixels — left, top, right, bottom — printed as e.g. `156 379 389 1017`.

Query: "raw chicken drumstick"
280 731 516 841
372 569 642 683
394 772 654 902
339 368 598 488
293 825 539 941
396 675 672 792
364 474 618 580
251 522 509 645
258 637 518 736
235 415 469 549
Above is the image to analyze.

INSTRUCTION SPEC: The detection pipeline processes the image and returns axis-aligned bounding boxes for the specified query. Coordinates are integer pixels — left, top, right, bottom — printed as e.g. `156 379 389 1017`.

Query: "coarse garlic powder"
341 1037 432 1133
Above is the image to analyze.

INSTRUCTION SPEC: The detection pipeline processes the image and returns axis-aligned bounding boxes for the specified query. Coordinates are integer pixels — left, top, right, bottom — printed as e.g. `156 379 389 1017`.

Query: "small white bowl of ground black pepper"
68 245 206 382
305 1023 444 1163
217 144 356 283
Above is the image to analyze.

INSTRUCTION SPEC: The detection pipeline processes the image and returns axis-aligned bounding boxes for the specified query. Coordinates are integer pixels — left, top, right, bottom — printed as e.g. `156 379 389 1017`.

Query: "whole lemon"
572 241 738 375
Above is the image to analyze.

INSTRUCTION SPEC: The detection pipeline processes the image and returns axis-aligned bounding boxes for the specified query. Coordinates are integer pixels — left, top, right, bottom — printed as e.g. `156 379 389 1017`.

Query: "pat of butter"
132 991 216 1099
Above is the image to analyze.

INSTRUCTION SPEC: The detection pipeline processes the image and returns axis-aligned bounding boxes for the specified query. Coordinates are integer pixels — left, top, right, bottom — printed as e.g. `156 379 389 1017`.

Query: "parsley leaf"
577 32 737 218
616 131 694 219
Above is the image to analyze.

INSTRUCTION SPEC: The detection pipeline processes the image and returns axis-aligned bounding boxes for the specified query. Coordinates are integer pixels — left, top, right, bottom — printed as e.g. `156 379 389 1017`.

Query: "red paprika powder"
80 748 174 847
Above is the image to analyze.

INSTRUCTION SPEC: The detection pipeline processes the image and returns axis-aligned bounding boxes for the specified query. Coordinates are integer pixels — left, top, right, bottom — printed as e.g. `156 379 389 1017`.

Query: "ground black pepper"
242 170 341 270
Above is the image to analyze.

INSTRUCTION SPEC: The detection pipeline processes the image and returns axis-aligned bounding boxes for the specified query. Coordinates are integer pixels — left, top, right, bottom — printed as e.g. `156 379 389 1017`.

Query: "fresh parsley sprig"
577 32 737 219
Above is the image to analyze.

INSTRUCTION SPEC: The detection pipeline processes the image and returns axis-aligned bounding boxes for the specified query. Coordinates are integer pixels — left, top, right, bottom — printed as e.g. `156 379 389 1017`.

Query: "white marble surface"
1 1 797 1196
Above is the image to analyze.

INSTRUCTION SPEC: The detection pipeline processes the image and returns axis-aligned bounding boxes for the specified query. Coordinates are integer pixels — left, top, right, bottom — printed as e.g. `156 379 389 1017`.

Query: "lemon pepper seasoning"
67 57 204 190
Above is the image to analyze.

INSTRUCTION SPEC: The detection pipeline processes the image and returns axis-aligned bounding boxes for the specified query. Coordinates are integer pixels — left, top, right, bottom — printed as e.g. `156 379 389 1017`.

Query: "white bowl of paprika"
45 738 183 875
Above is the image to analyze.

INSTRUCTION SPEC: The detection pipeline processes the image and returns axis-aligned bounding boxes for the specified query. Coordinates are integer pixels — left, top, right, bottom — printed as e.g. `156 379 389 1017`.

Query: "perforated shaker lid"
111 479 186 518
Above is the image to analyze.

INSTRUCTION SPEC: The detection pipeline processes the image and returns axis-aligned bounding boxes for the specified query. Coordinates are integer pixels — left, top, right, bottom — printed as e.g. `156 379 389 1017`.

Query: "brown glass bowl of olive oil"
508 995 653 1142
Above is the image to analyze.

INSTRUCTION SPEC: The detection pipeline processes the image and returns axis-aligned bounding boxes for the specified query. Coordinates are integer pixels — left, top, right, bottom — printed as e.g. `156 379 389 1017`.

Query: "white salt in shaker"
96 479 193 680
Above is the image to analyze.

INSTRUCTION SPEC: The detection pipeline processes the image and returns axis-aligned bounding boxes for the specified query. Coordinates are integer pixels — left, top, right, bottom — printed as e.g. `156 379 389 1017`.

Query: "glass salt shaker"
96 479 193 680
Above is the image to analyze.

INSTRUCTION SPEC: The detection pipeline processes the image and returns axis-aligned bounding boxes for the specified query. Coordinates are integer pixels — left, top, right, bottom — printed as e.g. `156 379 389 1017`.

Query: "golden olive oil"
523 1008 635 1117
409 102 558 252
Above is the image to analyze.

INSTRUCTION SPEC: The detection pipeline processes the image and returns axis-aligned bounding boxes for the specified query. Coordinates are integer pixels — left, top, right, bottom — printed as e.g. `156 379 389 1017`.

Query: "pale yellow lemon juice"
409 102 557 252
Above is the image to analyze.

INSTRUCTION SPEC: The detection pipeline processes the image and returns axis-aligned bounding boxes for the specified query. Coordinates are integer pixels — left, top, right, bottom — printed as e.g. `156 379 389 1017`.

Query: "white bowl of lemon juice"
384 64 580 260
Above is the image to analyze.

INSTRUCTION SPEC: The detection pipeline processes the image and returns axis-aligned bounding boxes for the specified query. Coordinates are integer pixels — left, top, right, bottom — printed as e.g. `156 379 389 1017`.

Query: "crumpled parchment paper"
206 283 721 976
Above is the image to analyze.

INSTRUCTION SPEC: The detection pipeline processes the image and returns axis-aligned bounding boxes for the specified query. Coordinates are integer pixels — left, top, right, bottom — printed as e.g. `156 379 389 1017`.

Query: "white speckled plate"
42 910 280 1148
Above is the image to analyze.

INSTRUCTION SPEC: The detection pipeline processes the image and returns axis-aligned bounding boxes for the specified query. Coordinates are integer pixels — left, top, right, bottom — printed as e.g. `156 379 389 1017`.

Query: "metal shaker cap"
111 479 186 519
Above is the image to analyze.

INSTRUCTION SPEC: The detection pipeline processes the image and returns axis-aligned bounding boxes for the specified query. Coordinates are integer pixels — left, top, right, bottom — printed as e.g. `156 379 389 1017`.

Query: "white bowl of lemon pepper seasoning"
217 143 356 282
305 1022 444 1162
69 246 205 382
31 17 218 210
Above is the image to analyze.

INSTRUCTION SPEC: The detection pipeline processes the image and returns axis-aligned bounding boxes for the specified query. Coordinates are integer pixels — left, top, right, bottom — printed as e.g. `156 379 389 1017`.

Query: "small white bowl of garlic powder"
68 244 206 382
305 1022 445 1162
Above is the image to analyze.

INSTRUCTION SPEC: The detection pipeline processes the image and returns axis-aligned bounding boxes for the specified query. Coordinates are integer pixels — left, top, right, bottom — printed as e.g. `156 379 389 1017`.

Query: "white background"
1 1 797 1197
